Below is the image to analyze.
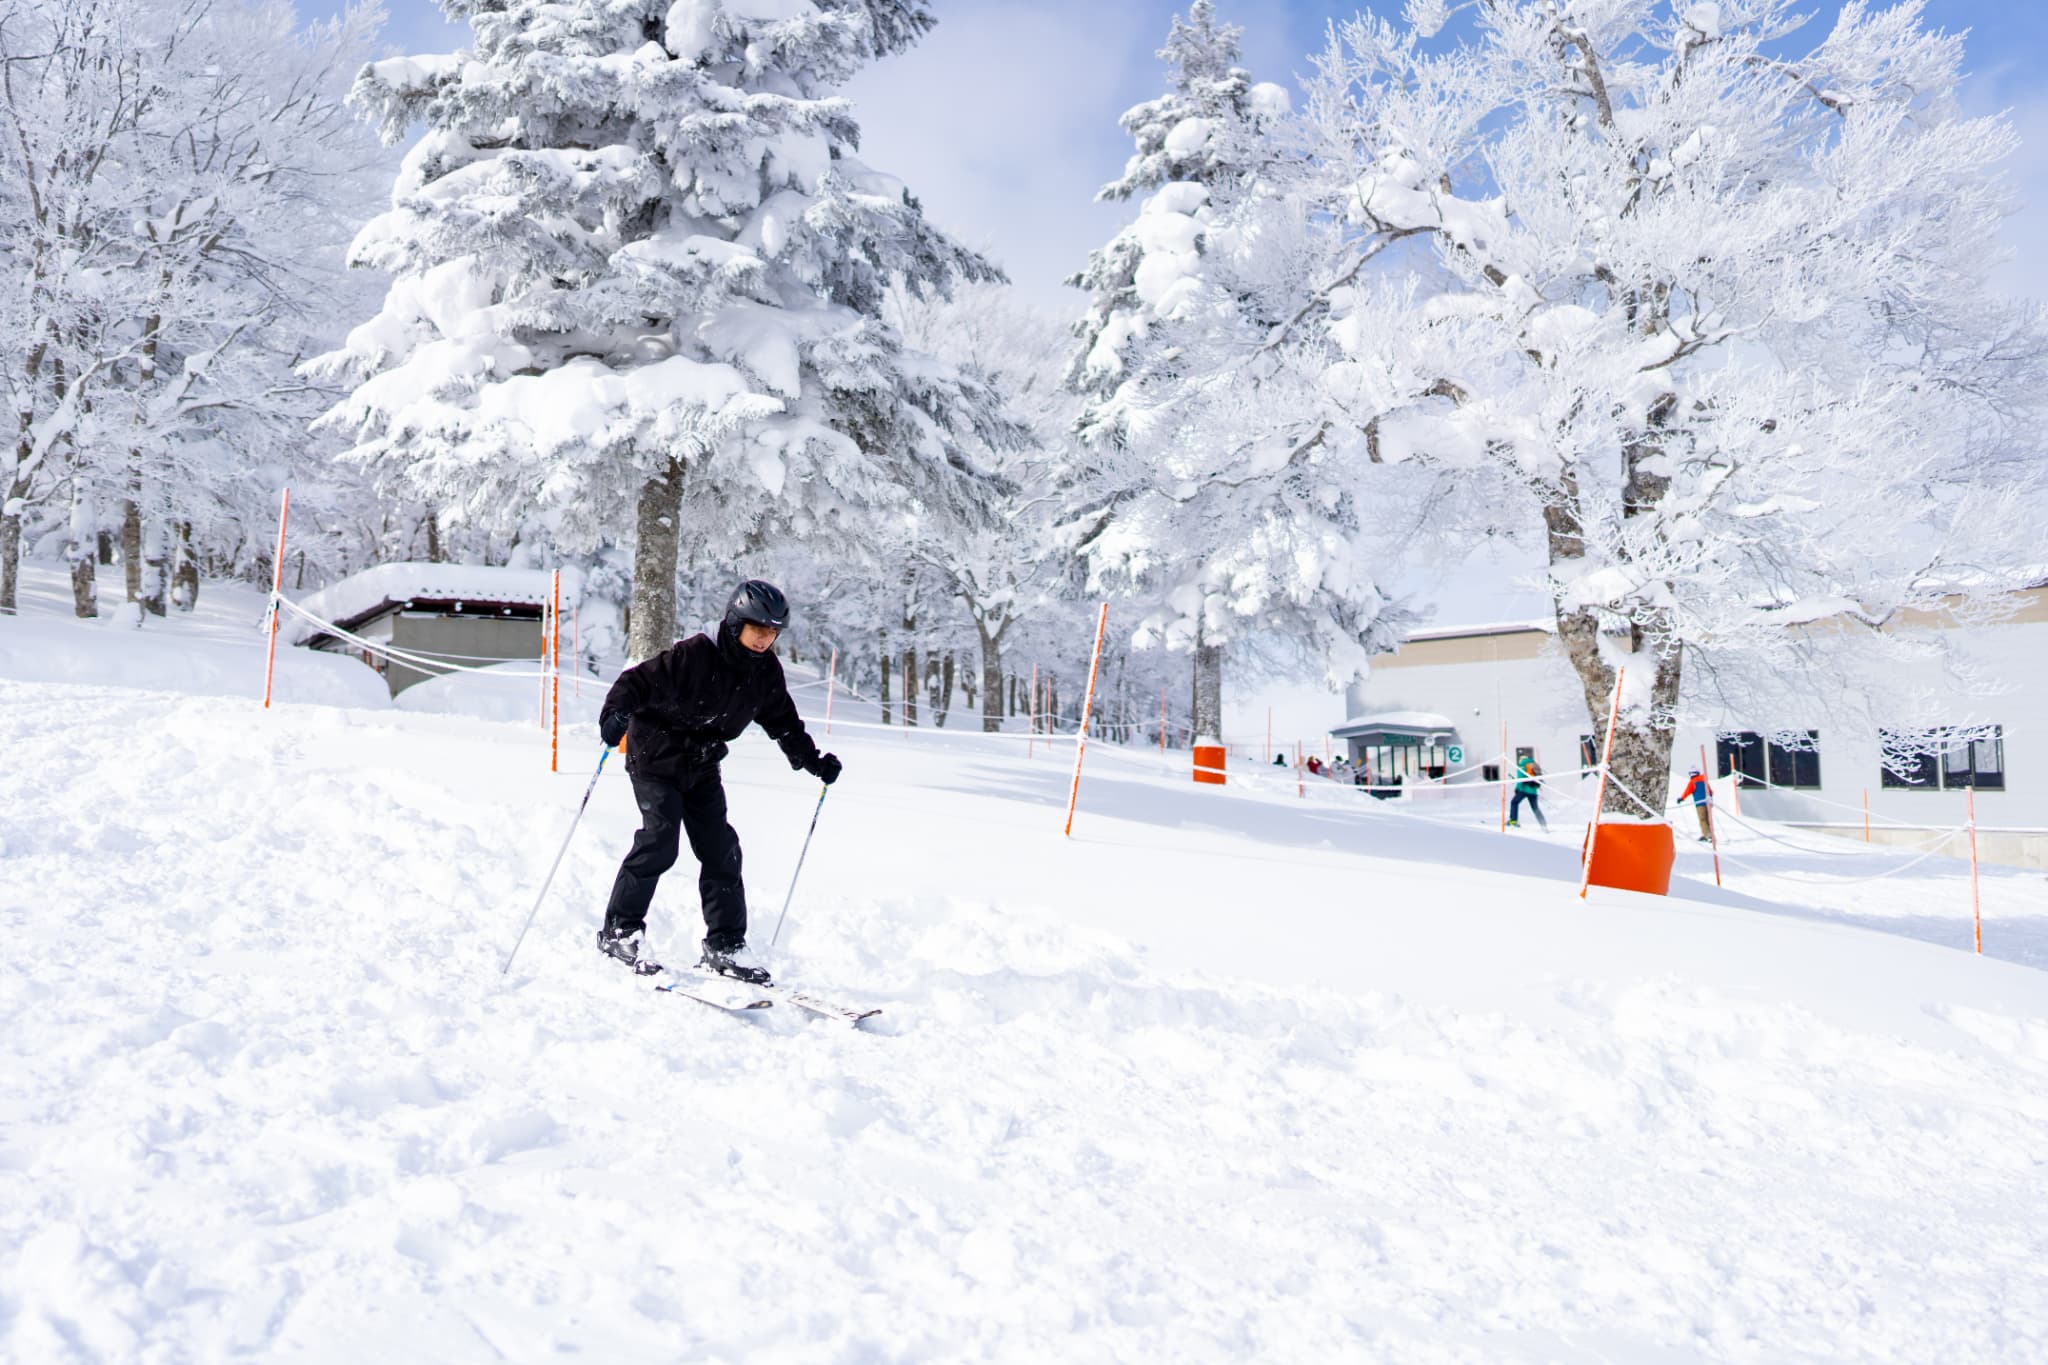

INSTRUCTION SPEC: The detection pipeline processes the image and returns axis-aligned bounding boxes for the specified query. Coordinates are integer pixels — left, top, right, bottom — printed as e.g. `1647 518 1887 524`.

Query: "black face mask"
718 618 770 665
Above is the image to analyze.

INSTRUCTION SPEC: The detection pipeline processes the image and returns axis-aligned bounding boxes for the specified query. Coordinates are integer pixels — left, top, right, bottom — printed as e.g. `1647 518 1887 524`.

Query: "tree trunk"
900 635 918 727
1557 604 1684 818
142 517 166 615
935 652 954 727
978 627 1006 733
68 480 97 618
1547 434 1685 817
170 520 198 611
627 457 684 663
425 507 443 562
878 628 892 724
121 490 143 611
0 484 22 614
1192 641 1223 742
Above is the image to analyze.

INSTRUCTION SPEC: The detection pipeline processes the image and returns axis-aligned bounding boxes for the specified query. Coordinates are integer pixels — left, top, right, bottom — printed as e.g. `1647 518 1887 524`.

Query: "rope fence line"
273 595 557 684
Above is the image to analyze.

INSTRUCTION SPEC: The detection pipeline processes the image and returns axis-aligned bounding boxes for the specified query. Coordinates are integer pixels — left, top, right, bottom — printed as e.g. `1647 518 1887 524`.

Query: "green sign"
1447 745 1465 765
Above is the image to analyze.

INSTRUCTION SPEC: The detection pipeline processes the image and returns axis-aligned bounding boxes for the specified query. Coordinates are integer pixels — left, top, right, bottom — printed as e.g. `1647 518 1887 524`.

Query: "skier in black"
595 579 841 983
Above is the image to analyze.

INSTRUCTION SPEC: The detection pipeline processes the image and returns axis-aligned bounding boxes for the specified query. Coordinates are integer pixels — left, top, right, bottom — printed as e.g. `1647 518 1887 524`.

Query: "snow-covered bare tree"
314 0 1005 662
1303 0 2048 814
0 0 385 618
1064 0 1415 740
893 283 1069 731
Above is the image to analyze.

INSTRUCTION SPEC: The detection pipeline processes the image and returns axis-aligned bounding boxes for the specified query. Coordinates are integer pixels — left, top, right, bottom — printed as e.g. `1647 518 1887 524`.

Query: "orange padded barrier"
1193 743 1226 786
1582 821 1675 896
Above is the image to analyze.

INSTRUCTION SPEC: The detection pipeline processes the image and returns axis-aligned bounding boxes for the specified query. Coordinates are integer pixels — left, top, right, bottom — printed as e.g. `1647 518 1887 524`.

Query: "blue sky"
338 0 2048 308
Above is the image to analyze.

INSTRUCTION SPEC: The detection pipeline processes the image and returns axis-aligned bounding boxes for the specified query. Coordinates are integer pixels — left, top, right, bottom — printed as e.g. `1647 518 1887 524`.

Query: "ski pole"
769 785 830 949
501 745 613 976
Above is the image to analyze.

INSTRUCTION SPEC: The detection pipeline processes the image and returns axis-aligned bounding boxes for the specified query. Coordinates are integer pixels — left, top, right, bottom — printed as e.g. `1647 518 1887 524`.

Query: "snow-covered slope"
3 595 2047 1361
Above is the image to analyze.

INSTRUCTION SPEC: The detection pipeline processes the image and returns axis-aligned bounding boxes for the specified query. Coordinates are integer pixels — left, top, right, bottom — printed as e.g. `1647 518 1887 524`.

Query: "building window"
1881 726 2004 791
1716 731 1821 790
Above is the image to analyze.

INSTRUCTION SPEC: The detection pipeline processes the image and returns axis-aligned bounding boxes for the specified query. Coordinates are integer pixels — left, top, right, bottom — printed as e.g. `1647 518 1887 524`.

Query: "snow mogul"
594 579 841 983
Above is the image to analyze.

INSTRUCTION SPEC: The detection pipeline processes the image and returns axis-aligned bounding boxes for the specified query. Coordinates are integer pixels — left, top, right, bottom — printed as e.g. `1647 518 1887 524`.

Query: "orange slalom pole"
1700 742 1721 888
1296 741 1304 799
1577 667 1627 900
1969 784 1982 955
1063 603 1109 837
1028 662 1038 758
1863 788 1870 842
261 487 290 709
824 646 838 735
550 569 561 773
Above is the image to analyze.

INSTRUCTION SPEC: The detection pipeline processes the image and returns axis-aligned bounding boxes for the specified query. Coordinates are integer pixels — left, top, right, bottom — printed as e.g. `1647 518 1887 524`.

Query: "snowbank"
2 597 2046 1361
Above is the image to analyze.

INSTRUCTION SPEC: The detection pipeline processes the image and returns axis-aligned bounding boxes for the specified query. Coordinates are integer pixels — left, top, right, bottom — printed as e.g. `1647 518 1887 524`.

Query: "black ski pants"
603 768 747 949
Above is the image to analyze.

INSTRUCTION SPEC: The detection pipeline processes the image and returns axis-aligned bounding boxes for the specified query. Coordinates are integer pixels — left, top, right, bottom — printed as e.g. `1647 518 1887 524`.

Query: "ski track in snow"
3 679 2048 1362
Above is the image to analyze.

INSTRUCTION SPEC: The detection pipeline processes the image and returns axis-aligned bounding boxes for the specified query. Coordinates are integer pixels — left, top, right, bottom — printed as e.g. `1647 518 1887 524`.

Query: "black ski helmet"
723 579 790 631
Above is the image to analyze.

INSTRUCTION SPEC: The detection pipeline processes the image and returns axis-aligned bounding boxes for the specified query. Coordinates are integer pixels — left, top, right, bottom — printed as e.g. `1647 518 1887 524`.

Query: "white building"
1339 591 2048 868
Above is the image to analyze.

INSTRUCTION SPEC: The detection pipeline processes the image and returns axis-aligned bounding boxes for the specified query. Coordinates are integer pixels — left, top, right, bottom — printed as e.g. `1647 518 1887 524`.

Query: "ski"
763 984 881 1027
653 971 774 1013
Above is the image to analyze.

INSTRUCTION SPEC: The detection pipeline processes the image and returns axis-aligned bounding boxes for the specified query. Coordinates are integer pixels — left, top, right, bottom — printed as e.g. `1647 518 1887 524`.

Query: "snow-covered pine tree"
313 0 1004 660
891 283 1074 731
1066 1 1284 740
1304 0 2048 813
1064 0 1411 736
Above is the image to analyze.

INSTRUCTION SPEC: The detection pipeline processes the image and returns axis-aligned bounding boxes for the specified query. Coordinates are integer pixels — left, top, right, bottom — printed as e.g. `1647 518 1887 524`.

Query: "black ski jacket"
601 623 821 783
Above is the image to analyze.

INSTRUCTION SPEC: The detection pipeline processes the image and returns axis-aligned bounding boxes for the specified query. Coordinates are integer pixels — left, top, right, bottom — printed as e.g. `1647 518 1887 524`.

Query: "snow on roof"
284 562 555 643
1332 710 1459 736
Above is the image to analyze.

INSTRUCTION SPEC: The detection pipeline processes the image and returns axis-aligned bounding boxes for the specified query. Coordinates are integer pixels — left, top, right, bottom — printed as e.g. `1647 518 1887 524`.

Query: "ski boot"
596 927 663 977
700 940 772 986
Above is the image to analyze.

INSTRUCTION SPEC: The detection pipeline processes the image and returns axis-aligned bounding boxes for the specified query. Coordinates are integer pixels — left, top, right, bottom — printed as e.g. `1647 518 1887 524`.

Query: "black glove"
807 752 842 786
599 709 630 747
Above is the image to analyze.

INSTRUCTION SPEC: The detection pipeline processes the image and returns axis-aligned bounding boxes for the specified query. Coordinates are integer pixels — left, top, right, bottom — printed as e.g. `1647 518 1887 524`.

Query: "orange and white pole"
1863 788 1870 842
261 487 290 709
1063 603 1109 837
1028 662 1038 757
1969 784 1982 955
824 646 838 735
1577 668 1627 900
1296 740 1304 798
549 569 561 773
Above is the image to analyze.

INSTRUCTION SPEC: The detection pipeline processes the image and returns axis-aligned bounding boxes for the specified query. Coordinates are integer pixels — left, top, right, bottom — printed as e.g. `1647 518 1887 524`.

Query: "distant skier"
594 580 841 983
1679 768 1714 843
1507 754 1547 830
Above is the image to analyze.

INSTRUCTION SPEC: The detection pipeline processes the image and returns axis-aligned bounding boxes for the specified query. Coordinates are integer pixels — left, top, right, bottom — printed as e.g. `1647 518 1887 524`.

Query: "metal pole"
770 786 831 948
502 747 613 975
550 570 561 773
1700 741 1721 888
1969 783 1982 955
